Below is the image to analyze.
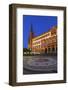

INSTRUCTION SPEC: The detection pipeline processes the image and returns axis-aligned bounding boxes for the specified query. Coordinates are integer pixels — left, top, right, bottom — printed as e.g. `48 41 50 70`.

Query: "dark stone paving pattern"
23 55 57 75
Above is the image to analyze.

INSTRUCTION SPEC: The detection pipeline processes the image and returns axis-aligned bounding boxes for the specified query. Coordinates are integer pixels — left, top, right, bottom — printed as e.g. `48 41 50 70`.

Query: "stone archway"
45 48 47 53
52 47 55 53
48 47 51 53
56 47 57 53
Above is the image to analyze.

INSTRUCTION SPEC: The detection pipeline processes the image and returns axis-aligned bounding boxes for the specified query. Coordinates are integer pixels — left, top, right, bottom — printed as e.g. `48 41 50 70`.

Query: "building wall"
29 26 57 54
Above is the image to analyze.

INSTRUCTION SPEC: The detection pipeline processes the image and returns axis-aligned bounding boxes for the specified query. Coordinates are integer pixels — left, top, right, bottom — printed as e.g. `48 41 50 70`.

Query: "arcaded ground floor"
23 55 57 75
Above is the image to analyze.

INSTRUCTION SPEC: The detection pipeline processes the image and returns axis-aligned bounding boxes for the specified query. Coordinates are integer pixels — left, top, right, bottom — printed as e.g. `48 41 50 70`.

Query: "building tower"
28 24 34 50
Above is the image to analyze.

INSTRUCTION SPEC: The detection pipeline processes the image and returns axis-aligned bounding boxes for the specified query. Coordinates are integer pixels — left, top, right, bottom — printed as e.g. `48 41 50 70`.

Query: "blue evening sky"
23 15 57 48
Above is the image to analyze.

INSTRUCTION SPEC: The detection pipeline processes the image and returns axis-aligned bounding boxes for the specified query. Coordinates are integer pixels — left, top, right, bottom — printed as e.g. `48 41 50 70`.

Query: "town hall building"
28 25 57 54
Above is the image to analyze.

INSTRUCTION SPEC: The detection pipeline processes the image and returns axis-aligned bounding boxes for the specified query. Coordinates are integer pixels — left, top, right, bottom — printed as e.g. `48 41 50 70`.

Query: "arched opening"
55 47 57 53
48 47 51 53
45 48 47 53
56 47 57 53
52 47 55 53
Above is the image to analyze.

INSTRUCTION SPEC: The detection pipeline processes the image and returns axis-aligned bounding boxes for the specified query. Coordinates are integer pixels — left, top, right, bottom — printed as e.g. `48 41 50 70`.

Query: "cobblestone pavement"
23 55 57 75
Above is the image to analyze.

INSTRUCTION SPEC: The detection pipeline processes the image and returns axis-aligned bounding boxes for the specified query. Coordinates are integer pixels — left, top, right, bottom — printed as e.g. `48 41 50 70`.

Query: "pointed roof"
30 24 33 33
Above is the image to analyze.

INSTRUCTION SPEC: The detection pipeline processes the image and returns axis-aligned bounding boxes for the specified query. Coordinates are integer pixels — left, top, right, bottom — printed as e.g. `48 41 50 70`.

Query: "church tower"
28 24 34 50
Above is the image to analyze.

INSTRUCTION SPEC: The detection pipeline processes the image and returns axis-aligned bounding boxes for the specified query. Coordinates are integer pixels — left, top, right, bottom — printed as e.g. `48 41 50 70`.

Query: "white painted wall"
0 0 68 90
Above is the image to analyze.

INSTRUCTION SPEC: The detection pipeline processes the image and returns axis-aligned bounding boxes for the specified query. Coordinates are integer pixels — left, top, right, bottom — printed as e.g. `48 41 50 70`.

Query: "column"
47 48 48 53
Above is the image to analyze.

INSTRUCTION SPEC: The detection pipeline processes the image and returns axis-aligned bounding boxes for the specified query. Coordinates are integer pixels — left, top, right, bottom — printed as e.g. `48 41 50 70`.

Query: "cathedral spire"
30 24 33 34
30 24 34 38
28 24 34 49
